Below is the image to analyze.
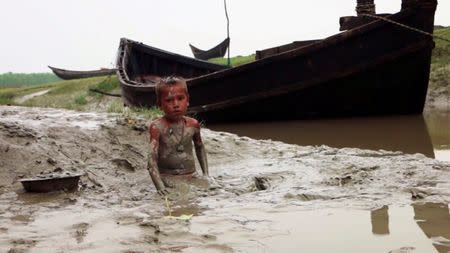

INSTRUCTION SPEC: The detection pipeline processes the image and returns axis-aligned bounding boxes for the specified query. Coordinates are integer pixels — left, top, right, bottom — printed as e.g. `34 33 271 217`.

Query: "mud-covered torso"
153 118 197 175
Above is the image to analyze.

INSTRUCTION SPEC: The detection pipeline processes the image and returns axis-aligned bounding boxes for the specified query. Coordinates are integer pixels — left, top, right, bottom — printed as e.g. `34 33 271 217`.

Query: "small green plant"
94 76 120 92
0 92 15 105
107 100 161 120
88 76 120 98
107 99 125 113
130 106 161 120
74 94 87 105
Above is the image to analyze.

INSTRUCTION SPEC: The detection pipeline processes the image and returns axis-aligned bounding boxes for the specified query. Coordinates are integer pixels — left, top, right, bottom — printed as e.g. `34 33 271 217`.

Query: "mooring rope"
361 13 450 43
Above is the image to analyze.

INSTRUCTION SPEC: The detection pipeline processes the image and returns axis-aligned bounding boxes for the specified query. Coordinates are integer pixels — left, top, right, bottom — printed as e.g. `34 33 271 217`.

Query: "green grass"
106 99 161 120
0 76 116 110
74 95 87 105
429 27 450 92
0 91 15 104
90 76 120 92
0 72 60 87
431 27 450 66
209 54 255 66
0 75 161 120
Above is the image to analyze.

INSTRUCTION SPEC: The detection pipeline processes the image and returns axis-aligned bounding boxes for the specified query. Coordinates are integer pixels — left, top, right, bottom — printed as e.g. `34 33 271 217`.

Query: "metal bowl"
19 173 82 193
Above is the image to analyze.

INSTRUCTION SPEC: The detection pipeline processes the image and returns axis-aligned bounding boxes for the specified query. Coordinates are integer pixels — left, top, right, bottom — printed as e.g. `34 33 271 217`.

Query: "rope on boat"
362 13 450 43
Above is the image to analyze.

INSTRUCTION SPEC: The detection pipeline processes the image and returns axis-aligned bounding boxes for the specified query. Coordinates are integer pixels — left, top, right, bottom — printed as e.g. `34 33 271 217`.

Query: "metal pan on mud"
19 173 82 193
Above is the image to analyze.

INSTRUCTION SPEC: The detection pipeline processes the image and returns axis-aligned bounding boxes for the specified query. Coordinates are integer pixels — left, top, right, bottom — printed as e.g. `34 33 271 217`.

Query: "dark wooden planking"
117 0 437 123
48 66 116 80
116 38 229 107
185 0 436 122
255 40 322 60
189 38 230 60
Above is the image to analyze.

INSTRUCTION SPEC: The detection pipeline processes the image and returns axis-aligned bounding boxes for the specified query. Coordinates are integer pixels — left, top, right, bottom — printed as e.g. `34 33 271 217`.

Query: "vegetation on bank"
209 54 255 66
0 72 60 87
0 75 160 119
432 27 450 65
429 27 450 95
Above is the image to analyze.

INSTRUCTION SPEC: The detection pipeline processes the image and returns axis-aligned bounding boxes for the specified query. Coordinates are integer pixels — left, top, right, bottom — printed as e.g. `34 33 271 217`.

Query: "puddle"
188 203 450 253
4 202 447 253
209 113 450 162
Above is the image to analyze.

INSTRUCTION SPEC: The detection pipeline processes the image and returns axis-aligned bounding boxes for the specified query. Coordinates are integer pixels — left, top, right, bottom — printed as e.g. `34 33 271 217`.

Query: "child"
147 76 209 195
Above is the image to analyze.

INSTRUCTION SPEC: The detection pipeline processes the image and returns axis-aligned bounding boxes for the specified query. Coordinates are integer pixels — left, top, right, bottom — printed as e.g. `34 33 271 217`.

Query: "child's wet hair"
155 76 188 104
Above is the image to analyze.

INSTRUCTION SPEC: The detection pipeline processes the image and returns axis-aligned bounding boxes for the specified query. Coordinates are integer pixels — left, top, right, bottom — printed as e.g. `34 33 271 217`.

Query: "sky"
1 0 449 73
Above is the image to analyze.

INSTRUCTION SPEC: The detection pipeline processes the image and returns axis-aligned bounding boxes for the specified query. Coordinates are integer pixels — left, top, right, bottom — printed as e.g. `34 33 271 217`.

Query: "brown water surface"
188 203 450 253
209 112 450 161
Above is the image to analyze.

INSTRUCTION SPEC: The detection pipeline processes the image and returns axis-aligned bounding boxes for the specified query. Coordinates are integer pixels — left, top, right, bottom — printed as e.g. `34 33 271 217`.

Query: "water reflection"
209 115 435 158
413 202 450 253
369 203 450 253
424 111 450 161
371 205 389 235
192 203 450 252
425 111 450 149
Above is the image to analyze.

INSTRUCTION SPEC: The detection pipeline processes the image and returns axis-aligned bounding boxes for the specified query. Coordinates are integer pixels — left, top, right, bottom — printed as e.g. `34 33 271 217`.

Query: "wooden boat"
48 66 116 80
189 38 230 60
186 0 437 122
118 0 437 123
255 40 321 60
116 38 229 107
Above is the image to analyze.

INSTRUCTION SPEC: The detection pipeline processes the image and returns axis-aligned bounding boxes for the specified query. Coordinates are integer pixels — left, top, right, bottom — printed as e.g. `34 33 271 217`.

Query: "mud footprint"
72 222 89 243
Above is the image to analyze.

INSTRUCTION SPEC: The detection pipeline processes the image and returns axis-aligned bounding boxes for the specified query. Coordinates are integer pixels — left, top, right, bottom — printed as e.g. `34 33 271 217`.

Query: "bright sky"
1 0 448 73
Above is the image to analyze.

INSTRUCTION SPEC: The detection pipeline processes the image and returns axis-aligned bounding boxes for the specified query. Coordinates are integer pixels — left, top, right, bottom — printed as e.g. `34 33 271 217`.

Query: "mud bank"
0 106 449 252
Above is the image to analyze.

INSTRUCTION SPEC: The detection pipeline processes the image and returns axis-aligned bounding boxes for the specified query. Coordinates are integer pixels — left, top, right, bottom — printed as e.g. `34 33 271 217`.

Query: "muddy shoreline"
1 105 449 252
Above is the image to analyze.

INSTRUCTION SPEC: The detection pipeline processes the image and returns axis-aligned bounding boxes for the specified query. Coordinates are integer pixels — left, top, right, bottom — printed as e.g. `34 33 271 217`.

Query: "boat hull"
48 66 116 80
116 38 229 107
186 1 436 122
190 47 432 122
190 38 230 60
117 0 437 123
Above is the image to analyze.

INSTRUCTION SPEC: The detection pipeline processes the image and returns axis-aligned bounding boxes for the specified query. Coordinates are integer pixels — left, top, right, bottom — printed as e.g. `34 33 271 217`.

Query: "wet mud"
0 105 450 252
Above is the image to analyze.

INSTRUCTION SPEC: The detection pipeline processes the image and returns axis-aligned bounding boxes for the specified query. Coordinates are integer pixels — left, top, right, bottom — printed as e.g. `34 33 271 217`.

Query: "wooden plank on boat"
48 66 116 80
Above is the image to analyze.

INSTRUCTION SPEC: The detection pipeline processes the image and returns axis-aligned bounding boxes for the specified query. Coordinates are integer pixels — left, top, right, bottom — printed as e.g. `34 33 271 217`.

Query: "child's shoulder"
184 116 201 128
149 117 166 130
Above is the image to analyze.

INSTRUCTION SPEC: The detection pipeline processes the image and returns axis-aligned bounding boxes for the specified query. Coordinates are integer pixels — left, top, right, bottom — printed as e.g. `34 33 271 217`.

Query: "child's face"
159 83 189 121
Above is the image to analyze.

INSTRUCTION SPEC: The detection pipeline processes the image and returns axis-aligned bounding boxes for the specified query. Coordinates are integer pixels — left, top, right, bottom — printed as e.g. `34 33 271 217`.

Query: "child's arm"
193 124 209 176
147 123 168 195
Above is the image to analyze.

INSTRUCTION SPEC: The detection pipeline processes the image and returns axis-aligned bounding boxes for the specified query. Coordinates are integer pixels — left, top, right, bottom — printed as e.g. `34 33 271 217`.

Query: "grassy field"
432 26 450 65
0 72 60 87
429 27 450 94
0 75 160 119
209 54 255 66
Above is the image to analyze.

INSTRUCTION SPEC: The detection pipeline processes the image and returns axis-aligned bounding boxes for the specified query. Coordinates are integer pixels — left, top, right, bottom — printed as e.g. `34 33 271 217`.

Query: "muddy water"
425 111 450 162
208 112 450 162
1 106 450 252
189 203 450 253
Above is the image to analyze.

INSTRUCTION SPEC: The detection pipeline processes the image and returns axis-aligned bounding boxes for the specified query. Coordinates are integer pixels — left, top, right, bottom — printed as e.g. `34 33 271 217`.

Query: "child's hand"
157 188 170 196
206 176 220 190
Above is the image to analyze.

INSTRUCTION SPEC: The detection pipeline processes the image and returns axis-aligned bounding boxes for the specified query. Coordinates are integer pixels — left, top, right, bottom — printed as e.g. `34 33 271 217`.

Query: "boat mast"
224 0 230 66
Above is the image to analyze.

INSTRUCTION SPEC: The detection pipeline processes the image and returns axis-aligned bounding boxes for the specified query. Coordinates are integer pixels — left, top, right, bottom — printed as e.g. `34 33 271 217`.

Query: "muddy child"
147 76 209 195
